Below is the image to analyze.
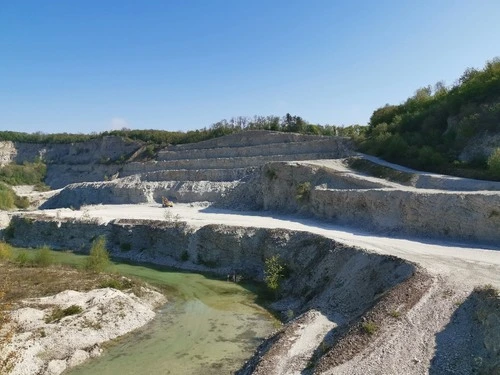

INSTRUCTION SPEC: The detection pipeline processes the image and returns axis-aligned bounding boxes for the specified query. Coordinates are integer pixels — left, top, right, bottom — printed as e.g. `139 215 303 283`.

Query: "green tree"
85 236 110 272
264 255 285 294
487 148 500 178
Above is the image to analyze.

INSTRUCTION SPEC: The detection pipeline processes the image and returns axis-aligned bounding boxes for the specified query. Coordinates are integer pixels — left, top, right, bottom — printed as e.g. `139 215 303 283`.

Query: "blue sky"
1 0 499 134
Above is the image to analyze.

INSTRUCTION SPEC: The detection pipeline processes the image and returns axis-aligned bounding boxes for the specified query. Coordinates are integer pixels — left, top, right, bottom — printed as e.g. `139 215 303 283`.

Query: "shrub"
0 160 47 186
34 245 53 267
295 182 311 202
85 236 110 272
361 321 378 335
264 255 285 293
0 183 15 210
487 148 500 178
265 168 277 180
0 242 12 260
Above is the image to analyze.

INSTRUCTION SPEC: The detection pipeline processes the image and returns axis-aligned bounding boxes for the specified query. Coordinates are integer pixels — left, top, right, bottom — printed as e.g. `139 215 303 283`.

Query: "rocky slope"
2 212 499 375
1 285 165 375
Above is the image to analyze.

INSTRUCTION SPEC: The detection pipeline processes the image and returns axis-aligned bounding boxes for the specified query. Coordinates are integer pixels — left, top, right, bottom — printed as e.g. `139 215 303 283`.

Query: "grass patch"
389 310 401 319
33 245 53 267
361 321 378 335
45 305 83 323
0 242 13 260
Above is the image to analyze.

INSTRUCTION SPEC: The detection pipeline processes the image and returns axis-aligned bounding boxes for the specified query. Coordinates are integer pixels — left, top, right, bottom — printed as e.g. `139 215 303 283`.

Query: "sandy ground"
25 203 500 290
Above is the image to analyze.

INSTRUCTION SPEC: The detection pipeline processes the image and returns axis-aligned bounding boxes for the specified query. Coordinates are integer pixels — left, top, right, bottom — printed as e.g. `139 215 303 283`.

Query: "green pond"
12 248 278 375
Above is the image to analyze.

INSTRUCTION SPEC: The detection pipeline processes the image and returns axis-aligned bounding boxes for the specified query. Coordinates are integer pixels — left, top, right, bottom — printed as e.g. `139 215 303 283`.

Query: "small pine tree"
85 236 110 272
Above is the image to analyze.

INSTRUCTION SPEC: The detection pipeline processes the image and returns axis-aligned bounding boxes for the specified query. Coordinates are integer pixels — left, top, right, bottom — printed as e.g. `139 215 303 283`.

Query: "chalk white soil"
1 287 165 375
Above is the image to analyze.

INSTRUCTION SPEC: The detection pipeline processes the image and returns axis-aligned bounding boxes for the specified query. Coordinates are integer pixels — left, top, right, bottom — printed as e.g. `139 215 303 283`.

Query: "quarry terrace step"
122 152 342 173
160 130 350 151
157 137 351 161
127 167 257 182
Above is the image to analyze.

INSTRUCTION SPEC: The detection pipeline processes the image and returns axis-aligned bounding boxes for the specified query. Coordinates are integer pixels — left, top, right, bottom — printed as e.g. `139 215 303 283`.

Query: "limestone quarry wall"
158 137 353 161
224 162 500 245
4 215 415 320
45 164 122 189
121 152 348 176
41 179 238 209
0 136 142 165
160 131 351 151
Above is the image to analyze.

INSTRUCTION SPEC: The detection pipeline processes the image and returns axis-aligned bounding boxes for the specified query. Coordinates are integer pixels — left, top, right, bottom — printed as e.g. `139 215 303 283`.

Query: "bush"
361 321 378 335
0 160 47 186
487 148 500 178
0 183 15 210
0 183 31 210
85 236 110 272
34 245 53 267
264 255 285 293
295 182 312 202
0 242 12 260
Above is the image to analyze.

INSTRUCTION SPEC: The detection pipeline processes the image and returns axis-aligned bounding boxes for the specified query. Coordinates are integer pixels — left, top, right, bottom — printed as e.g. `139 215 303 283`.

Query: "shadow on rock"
430 287 500 375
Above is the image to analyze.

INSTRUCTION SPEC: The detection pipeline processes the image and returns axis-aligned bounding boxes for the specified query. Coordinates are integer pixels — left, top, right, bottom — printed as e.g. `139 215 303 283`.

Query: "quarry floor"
26 202 500 290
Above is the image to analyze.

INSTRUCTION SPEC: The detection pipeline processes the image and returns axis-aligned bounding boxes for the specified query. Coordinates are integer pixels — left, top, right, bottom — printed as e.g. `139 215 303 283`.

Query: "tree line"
361 58 500 179
0 114 364 146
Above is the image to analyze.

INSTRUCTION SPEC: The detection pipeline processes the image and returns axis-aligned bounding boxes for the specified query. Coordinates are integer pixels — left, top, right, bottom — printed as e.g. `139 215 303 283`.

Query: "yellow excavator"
161 197 174 208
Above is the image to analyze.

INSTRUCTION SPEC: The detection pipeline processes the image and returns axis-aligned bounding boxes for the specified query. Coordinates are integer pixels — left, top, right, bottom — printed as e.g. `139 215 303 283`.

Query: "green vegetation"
33 245 53 267
0 160 46 186
0 183 29 210
0 242 12 260
15 251 29 266
295 182 312 202
361 321 378 335
45 305 83 323
487 148 500 178
264 255 285 294
362 58 500 180
0 114 364 146
84 236 110 272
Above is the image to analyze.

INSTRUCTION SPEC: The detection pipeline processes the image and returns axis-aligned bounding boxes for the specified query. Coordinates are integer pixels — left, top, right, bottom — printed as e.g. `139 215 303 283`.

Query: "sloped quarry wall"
5 215 415 321
0 136 142 165
221 162 500 245
0 137 143 188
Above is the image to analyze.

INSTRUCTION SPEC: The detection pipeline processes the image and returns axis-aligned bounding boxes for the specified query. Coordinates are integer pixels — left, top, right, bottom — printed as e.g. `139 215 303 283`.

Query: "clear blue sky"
1 0 499 134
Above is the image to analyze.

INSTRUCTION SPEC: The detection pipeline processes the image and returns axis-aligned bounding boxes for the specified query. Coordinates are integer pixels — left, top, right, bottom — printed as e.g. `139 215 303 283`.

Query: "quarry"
0 131 499 375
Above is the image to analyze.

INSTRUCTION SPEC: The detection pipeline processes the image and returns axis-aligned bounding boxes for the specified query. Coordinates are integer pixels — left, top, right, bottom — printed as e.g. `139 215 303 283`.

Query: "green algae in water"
15 250 279 375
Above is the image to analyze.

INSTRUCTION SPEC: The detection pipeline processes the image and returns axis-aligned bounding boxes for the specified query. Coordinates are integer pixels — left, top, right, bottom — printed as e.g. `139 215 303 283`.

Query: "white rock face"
0 141 17 166
1 288 166 375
